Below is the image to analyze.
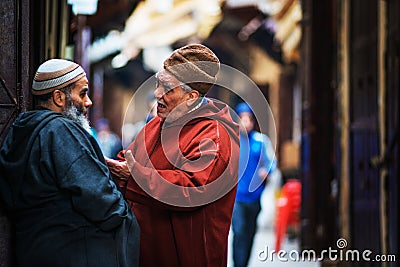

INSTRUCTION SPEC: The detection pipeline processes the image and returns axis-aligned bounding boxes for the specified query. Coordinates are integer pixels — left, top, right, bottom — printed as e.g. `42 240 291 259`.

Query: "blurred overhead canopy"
226 0 302 63
86 0 139 38
89 0 223 67
88 0 301 66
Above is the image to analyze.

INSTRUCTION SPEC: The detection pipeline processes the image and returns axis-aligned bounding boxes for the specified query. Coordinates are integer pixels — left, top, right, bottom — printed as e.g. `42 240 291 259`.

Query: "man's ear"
52 90 66 108
185 90 200 106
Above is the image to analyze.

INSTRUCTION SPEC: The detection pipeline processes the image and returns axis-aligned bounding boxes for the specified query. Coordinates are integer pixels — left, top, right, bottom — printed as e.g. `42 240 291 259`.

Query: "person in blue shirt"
232 102 277 267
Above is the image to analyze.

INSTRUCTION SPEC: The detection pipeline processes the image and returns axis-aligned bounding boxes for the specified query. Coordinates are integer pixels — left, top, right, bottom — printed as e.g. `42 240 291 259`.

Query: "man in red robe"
106 44 240 267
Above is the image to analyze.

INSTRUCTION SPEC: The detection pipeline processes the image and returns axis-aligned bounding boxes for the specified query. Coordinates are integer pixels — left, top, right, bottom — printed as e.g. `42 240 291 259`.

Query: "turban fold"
163 44 220 95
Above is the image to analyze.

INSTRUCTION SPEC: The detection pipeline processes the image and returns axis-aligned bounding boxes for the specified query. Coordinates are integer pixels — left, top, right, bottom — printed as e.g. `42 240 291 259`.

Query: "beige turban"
163 44 220 95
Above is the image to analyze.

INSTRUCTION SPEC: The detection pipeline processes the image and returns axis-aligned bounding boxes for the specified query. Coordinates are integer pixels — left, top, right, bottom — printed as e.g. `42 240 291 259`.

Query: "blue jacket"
236 131 276 203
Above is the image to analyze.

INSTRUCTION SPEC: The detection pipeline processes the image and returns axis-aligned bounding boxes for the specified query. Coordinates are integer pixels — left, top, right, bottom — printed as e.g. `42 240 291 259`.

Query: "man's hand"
125 150 136 173
105 156 131 181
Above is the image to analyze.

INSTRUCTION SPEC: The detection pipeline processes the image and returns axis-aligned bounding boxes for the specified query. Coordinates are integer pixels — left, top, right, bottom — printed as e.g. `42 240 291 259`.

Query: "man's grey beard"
63 101 91 132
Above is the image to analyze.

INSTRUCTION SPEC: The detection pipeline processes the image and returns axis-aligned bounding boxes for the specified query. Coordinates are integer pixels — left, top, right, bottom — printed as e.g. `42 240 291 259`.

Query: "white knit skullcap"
32 59 86 95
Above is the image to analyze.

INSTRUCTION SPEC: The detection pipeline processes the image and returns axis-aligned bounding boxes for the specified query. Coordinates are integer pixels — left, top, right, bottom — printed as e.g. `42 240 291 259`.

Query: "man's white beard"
63 104 91 132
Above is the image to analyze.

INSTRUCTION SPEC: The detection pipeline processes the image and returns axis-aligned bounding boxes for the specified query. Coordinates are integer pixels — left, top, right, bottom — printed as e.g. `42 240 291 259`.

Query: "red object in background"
274 179 302 251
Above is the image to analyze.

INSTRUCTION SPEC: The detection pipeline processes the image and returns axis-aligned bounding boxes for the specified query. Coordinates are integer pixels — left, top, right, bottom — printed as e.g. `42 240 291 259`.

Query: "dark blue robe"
0 110 139 267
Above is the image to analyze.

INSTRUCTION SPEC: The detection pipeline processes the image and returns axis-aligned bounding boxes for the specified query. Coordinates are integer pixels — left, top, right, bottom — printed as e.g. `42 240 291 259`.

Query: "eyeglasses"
155 78 193 94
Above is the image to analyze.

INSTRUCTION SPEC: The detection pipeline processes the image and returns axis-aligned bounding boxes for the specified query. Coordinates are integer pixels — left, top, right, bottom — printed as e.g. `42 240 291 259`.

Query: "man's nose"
154 86 163 99
85 96 93 107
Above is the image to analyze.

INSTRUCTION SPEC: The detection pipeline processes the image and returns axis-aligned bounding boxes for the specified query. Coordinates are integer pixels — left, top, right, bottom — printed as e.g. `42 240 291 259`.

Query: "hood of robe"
0 110 62 208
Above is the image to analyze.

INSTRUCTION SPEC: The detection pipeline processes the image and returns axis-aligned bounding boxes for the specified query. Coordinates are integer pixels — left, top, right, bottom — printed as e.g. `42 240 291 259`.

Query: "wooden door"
0 0 31 266
385 0 400 265
349 1 381 265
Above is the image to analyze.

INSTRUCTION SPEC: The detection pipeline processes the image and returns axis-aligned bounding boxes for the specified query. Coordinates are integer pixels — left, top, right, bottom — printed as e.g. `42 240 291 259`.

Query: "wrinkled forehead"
73 76 89 89
156 69 179 83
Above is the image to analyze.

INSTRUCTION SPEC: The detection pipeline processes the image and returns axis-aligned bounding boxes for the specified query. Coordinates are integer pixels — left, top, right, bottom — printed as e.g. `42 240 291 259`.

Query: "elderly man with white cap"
0 59 139 267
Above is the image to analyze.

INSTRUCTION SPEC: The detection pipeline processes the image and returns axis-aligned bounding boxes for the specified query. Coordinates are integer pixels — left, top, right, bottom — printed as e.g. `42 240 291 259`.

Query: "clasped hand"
105 150 136 181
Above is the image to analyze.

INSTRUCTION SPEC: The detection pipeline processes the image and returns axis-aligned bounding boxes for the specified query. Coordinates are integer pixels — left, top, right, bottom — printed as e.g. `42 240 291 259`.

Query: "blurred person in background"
0 59 139 267
232 102 277 267
96 118 122 159
122 91 157 147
